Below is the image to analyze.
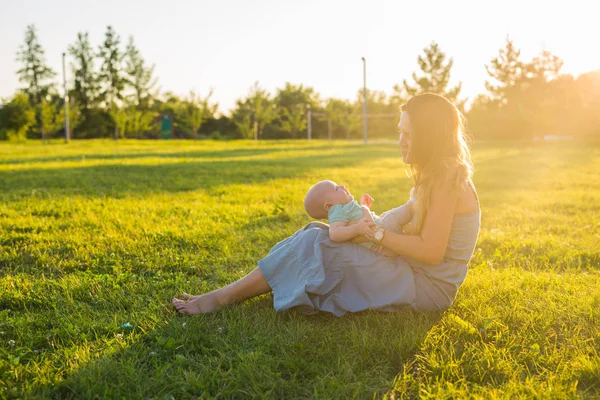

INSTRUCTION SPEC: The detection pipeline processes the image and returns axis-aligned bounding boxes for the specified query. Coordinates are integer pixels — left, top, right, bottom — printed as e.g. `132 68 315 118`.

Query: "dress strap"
467 179 480 209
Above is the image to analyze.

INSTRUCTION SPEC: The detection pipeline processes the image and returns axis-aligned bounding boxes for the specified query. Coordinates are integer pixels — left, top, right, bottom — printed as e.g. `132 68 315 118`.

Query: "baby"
303 180 415 254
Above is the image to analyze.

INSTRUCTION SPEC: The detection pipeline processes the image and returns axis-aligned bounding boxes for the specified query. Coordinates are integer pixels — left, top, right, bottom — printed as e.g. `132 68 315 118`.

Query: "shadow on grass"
30 297 442 399
0 147 399 201
0 142 384 166
0 145 334 165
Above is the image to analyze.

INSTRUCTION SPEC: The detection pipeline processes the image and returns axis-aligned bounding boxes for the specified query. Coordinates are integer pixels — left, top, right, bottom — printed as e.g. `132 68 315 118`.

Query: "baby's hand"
360 194 374 208
357 217 376 239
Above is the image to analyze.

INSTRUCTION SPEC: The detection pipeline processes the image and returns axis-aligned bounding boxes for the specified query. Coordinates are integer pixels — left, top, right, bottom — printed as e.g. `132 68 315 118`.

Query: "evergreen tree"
15 24 56 141
98 25 126 139
485 36 524 103
528 50 563 81
517 50 565 138
403 41 462 104
124 36 158 109
16 25 56 106
68 32 98 112
68 32 99 137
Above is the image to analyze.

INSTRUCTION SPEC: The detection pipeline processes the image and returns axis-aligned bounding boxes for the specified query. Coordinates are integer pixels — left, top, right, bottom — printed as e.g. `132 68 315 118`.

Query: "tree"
272 83 319 138
403 41 462 105
389 84 408 110
98 25 126 139
0 92 36 141
179 90 217 138
466 93 501 139
16 25 56 107
476 43 573 140
128 107 158 138
40 96 65 143
485 36 524 103
575 70 600 139
124 36 158 109
280 105 307 138
233 113 254 139
68 32 101 138
232 82 278 140
517 50 565 137
15 25 56 140
354 89 401 139
109 106 129 139
274 83 320 138
68 32 98 112
67 98 83 138
324 98 358 140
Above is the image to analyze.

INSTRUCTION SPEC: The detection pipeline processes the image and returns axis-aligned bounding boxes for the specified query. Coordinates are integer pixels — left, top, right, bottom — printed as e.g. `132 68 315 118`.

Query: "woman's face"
398 112 413 164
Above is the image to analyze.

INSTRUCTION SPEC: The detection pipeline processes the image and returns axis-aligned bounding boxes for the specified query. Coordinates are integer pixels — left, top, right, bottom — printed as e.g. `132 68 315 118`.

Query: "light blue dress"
258 198 480 316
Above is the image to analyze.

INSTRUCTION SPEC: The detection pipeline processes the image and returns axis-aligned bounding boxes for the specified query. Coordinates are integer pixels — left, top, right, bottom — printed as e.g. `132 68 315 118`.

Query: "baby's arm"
329 219 375 242
360 194 374 208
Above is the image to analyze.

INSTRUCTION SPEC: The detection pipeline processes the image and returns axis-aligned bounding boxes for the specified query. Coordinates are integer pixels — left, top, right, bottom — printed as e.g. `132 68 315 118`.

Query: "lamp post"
361 57 367 144
62 52 70 143
306 103 312 140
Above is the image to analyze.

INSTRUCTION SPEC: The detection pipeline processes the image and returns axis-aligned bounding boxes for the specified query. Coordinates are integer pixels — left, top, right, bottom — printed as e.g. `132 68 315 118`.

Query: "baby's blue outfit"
328 201 382 250
258 190 481 317
328 201 381 225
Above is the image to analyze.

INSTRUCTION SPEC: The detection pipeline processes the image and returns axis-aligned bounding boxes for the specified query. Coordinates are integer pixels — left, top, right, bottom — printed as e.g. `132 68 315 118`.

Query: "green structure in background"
160 116 173 139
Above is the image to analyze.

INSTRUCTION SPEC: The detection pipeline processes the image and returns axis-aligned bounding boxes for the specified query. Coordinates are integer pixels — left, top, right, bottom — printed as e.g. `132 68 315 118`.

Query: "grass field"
1 139 599 399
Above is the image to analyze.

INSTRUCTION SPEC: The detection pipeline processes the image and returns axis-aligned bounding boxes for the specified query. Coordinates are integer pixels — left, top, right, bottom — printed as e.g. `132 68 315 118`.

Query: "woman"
173 93 480 316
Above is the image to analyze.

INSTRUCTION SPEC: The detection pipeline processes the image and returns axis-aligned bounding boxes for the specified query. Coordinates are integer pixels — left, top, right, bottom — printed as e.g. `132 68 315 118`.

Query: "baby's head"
304 180 354 219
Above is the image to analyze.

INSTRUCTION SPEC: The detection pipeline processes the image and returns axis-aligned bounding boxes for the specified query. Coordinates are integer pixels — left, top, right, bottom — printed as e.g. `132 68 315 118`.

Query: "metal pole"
362 57 367 145
62 52 70 143
307 106 312 140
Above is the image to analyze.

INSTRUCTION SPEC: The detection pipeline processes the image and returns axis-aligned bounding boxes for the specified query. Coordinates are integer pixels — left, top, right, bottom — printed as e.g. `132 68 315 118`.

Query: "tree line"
1 25 599 142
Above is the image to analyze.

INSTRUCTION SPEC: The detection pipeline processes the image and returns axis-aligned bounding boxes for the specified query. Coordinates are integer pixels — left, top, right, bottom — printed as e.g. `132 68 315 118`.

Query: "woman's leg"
172 267 272 314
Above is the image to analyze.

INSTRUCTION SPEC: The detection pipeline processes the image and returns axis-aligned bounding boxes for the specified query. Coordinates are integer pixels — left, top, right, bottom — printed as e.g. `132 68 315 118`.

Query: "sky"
1 0 599 114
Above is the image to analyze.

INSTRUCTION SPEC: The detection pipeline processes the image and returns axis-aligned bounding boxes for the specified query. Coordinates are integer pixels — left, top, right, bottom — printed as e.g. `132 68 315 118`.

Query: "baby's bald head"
304 180 334 219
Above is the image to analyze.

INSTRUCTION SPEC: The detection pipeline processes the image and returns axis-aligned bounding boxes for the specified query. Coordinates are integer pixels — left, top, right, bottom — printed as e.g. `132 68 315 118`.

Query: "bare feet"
172 292 222 314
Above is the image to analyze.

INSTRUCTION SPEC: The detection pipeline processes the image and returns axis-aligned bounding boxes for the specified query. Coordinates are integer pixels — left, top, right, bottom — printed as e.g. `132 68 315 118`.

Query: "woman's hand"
356 217 377 239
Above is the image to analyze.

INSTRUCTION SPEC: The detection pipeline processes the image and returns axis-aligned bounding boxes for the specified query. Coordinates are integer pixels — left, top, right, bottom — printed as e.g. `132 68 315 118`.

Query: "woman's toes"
183 293 192 299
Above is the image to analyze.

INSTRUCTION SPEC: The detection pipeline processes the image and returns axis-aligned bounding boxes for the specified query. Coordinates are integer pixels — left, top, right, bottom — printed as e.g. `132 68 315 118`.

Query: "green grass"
1 139 599 399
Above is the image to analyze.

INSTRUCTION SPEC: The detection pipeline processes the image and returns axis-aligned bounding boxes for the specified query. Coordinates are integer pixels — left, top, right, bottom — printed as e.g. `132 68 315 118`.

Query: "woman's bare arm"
378 178 458 264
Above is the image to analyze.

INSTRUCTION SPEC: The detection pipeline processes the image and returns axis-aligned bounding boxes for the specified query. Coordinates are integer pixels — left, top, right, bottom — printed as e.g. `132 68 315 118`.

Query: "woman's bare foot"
181 292 201 300
172 292 222 314
172 268 271 315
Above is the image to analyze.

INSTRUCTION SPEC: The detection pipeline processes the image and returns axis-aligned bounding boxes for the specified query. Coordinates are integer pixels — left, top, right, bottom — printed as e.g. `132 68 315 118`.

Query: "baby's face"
323 181 353 206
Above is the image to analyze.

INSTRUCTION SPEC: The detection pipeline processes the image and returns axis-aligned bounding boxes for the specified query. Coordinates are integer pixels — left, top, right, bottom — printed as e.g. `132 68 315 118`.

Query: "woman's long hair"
401 93 474 234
